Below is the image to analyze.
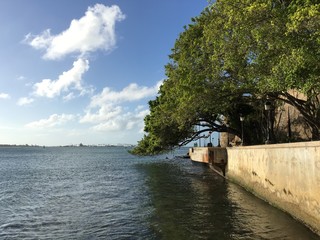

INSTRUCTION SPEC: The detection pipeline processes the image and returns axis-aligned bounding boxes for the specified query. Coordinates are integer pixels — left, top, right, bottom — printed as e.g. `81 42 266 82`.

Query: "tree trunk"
311 125 320 141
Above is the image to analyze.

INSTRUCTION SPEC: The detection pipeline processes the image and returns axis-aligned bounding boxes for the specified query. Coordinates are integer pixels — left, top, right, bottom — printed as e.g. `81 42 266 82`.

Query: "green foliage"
131 0 320 155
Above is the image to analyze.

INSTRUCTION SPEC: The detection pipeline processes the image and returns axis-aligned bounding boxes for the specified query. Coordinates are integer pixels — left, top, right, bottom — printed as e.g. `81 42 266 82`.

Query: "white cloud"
26 114 75 129
0 93 10 99
79 81 160 133
63 92 76 101
80 104 122 124
25 4 125 60
33 58 89 98
17 76 26 81
89 81 162 108
17 97 34 106
91 107 149 132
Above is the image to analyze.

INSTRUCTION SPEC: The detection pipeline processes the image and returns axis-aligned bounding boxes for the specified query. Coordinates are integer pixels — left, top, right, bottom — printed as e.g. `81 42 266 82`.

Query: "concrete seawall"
226 141 320 235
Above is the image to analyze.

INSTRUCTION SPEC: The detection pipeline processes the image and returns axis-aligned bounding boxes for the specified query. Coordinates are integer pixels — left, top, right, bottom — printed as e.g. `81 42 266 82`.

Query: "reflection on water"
139 159 320 240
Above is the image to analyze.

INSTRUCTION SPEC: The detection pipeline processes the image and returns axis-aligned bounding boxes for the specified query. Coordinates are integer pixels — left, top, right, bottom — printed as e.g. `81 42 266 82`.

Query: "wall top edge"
226 141 320 150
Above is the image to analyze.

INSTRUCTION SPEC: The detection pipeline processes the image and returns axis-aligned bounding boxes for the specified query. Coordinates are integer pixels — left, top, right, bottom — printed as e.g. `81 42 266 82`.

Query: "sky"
0 0 209 146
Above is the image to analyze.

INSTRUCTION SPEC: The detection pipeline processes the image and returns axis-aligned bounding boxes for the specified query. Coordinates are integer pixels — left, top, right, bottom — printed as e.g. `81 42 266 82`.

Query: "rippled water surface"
0 146 319 239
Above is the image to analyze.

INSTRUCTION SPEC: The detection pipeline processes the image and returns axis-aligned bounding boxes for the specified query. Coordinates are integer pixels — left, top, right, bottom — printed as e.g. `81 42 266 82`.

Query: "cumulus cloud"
24 4 125 60
91 107 149 132
79 81 161 132
80 104 122 124
26 114 75 129
17 97 34 106
0 93 10 99
89 81 162 108
33 58 89 98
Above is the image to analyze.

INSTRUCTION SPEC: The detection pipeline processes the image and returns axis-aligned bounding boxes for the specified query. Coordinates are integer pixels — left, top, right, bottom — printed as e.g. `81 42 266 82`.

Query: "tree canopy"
130 0 320 155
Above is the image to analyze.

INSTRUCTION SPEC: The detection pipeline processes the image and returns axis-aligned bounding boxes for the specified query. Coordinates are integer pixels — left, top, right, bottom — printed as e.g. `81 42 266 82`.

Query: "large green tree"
205 0 320 139
131 0 320 155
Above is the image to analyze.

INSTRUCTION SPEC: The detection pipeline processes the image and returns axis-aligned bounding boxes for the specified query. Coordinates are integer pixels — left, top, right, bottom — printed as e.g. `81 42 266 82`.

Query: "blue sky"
0 0 209 146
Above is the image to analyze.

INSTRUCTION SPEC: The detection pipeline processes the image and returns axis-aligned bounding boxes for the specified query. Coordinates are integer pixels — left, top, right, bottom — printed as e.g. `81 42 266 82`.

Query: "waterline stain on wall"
226 141 320 236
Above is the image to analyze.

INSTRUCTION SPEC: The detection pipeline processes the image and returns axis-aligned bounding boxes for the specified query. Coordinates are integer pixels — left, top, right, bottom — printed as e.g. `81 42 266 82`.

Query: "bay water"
0 146 319 239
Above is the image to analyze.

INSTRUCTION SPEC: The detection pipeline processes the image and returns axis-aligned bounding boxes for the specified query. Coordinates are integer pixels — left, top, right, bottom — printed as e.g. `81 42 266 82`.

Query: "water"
0 146 319 240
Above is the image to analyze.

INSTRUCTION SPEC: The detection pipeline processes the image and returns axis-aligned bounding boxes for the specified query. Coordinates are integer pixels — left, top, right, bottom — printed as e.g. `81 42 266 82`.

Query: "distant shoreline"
0 144 135 148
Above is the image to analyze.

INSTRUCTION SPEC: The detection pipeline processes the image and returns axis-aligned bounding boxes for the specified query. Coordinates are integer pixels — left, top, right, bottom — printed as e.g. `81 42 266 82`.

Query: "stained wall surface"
226 141 320 235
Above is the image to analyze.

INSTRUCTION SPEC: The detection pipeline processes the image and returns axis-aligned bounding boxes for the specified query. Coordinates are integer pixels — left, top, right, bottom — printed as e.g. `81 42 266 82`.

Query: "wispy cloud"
33 58 89 98
63 92 76 102
80 104 122 124
89 81 162 108
0 93 10 99
26 114 75 129
17 97 34 106
91 107 149 132
79 81 161 132
24 4 125 60
17 76 26 81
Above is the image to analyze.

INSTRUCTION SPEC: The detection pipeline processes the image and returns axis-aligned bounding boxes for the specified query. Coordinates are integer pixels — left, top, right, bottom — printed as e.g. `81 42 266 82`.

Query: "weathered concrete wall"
226 141 320 235
189 147 227 164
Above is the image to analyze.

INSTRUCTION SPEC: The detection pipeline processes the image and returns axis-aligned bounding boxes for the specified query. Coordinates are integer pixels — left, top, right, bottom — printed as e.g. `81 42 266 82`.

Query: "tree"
131 0 320 155
203 0 320 139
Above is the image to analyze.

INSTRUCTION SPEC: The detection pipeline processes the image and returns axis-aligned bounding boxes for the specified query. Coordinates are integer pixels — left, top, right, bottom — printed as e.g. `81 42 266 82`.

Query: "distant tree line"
130 0 320 155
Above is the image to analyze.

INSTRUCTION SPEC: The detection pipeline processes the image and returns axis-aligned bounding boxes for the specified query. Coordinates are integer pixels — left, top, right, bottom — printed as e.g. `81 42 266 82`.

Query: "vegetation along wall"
226 141 320 235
